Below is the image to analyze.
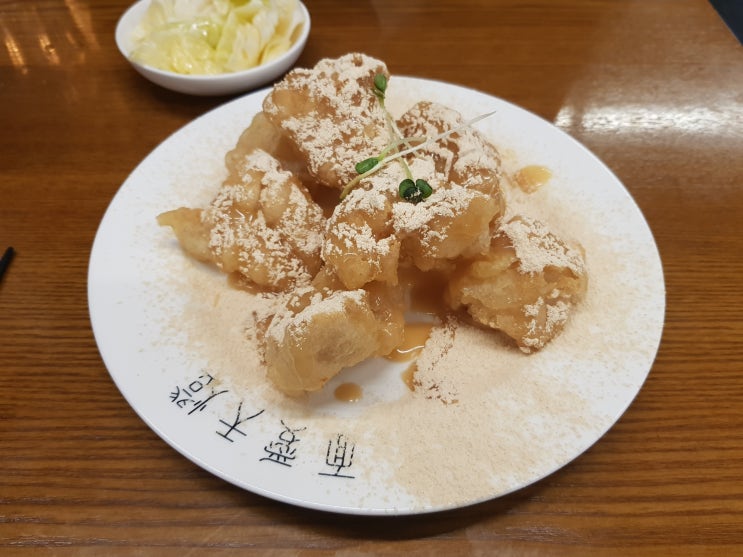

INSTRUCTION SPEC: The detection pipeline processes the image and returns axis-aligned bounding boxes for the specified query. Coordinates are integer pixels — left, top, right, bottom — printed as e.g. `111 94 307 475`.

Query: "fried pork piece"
157 207 212 263
262 52 391 189
392 101 507 271
320 100 508 288
259 269 405 396
447 215 587 353
321 170 401 289
158 149 325 292
224 111 311 184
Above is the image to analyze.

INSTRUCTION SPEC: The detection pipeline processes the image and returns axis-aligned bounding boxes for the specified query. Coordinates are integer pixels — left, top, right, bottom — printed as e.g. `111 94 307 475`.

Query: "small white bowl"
115 0 310 96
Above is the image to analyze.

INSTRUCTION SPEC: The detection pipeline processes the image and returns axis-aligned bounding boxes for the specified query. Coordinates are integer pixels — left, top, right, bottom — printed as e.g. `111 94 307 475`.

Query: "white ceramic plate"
88 77 665 515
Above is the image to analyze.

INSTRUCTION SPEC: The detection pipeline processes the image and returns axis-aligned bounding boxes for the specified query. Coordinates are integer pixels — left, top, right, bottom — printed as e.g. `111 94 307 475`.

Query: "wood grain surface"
1 0 742 554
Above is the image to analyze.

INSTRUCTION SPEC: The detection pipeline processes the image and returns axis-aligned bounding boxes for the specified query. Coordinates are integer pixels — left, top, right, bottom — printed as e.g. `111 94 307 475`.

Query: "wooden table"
2 0 742 554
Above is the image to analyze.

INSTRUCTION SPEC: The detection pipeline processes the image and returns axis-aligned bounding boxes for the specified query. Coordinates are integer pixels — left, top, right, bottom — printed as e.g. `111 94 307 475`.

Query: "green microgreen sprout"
399 178 433 204
340 110 495 200
355 157 379 174
339 73 496 202
373 73 387 99
373 72 415 181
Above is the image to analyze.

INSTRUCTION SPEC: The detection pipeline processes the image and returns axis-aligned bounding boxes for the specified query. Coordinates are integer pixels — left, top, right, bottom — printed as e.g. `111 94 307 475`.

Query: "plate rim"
88 77 666 516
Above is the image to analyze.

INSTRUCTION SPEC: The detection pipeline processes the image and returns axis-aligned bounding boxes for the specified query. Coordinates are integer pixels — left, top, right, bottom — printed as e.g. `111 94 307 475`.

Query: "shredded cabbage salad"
130 0 300 75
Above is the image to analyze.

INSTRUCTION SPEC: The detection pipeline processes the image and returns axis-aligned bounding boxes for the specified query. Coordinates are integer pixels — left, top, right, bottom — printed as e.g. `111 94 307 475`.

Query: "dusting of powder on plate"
138 81 664 511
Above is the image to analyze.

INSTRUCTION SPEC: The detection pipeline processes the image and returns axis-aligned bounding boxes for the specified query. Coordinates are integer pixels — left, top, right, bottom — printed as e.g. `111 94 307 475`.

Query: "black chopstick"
709 0 743 45
0 247 15 282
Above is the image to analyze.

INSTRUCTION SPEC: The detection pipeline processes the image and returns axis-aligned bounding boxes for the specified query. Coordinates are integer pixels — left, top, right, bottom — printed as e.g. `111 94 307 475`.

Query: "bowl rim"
115 0 311 83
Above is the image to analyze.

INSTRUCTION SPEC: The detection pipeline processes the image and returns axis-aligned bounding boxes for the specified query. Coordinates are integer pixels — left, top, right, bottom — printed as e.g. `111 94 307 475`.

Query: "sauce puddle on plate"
386 322 435 391
334 382 363 402
514 165 552 193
